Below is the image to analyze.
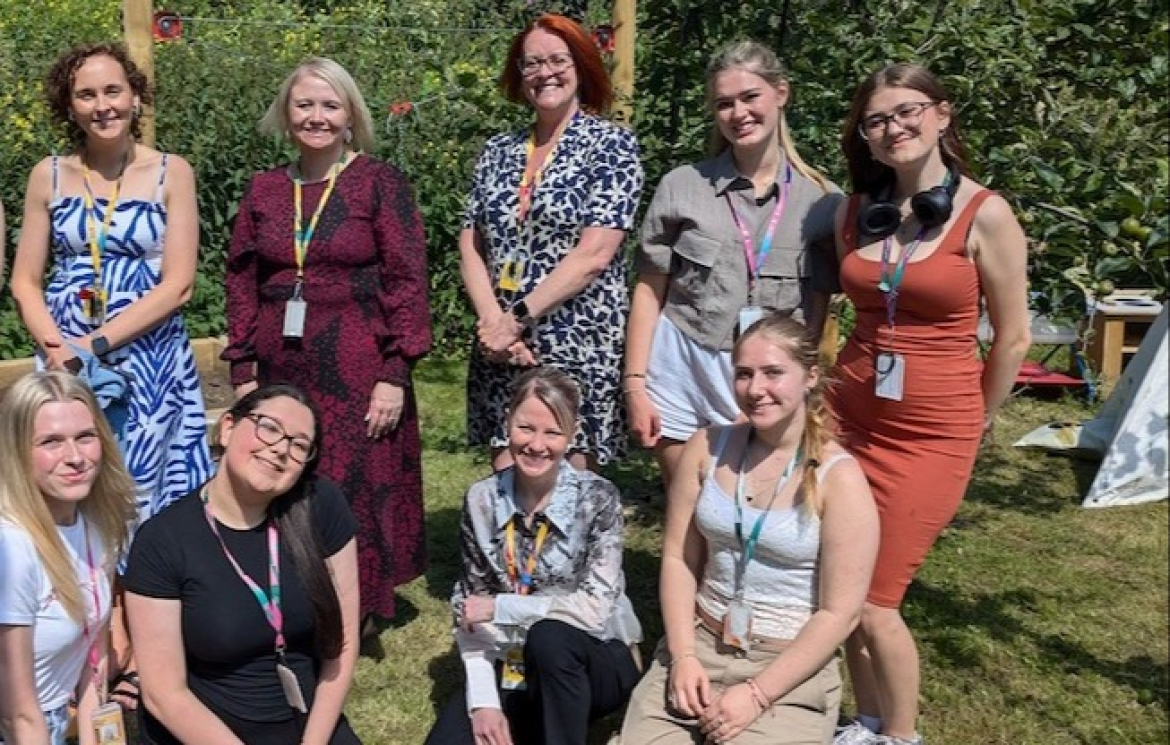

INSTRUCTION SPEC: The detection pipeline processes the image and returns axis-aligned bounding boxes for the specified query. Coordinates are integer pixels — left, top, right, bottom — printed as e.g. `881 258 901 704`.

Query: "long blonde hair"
0 371 137 622
706 40 831 193
732 315 837 515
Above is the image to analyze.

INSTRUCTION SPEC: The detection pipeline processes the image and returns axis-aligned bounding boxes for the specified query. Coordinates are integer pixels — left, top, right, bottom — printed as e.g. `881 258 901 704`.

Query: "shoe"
834 721 881 745
874 735 923 745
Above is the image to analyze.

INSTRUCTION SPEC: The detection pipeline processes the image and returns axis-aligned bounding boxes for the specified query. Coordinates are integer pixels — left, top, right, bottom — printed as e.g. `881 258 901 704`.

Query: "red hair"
500 14 613 114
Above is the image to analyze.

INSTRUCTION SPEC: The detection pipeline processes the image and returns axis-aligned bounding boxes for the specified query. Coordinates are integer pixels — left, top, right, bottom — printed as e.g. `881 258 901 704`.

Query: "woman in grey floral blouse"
424 367 642 745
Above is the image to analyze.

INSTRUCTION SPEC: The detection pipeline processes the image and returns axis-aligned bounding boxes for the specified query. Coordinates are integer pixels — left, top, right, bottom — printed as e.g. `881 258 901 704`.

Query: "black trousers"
425 619 642 745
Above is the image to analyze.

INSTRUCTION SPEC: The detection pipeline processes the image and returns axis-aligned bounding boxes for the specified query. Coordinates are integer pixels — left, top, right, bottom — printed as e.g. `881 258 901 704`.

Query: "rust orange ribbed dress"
830 191 992 607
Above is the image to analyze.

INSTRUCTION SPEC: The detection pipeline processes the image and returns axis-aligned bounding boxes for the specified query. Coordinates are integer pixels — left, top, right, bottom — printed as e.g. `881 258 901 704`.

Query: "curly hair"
45 42 153 150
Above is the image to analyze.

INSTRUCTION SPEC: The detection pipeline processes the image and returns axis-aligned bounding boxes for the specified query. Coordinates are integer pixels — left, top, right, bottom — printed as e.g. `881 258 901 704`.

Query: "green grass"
350 359 1168 744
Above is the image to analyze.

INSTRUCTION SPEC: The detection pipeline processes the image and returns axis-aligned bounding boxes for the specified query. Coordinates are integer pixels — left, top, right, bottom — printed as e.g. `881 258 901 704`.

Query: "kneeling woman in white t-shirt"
0 371 137 745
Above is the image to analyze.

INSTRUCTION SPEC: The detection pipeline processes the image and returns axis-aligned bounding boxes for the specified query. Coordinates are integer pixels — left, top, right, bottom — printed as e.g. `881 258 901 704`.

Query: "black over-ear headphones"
857 161 962 239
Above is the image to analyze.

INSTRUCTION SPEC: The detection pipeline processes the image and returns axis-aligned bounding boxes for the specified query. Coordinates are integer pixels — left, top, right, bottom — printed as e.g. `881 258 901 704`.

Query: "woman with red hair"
460 14 644 471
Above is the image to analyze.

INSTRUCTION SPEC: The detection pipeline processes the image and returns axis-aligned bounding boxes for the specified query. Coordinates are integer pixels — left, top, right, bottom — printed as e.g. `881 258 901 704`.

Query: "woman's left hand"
477 312 524 354
698 684 761 744
365 381 404 439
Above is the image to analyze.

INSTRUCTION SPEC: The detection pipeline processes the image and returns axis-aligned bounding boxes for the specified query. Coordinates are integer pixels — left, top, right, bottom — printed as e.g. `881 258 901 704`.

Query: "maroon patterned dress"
223 155 432 618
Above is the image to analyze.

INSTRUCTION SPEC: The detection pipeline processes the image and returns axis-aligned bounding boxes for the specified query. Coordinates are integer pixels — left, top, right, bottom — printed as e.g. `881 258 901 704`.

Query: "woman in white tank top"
621 315 879 744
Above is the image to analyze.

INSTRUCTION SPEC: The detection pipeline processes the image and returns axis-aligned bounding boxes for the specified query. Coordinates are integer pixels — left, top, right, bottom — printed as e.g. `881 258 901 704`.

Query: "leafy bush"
1 0 1165 361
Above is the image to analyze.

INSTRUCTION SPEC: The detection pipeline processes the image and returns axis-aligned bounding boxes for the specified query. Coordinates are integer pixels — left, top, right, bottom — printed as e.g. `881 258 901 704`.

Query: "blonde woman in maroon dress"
223 57 432 631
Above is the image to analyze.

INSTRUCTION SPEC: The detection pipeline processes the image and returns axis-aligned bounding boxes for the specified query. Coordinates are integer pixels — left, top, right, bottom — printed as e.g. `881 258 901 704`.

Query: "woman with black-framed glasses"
123 384 363 744
829 64 1030 745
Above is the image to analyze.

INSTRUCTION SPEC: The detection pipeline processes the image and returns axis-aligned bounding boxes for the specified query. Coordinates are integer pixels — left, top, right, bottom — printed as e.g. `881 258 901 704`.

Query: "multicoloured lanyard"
516 116 572 226
78 518 108 704
200 487 286 652
292 152 348 285
504 516 551 596
877 225 927 338
732 440 803 597
726 162 793 288
82 149 130 309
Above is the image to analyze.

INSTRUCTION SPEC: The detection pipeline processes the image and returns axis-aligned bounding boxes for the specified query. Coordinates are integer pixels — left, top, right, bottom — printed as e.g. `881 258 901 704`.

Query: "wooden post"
611 0 635 127
122 0 156 147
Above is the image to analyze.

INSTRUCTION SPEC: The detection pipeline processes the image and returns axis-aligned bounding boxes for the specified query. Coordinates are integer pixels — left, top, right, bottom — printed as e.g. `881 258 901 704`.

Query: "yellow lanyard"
292 153 348 282
516 118 571 225
82 151 130 302
504 516 551 596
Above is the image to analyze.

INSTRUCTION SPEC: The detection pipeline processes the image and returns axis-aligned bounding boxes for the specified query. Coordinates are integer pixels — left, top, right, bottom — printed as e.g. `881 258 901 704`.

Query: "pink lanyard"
726 162 793 284
199 488 286 652
78 519 107 703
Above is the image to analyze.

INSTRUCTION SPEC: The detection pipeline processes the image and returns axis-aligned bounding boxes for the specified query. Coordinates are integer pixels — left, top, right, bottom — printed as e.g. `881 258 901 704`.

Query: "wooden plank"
122 0 156 147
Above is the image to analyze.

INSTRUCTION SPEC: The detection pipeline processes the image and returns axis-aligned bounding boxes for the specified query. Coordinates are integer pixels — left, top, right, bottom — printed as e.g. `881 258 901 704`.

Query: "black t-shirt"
124 477 357 726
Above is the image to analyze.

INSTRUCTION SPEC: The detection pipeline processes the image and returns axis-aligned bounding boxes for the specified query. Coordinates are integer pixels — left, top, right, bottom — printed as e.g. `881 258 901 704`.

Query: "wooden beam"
122 0 156 147
611 0 635 128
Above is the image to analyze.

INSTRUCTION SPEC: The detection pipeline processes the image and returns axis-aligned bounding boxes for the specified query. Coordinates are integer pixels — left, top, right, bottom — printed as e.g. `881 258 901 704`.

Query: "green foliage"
0 0 1166 359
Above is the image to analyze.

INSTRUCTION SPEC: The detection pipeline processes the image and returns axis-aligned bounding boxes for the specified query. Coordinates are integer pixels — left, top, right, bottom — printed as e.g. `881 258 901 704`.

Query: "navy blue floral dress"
463 112 644 464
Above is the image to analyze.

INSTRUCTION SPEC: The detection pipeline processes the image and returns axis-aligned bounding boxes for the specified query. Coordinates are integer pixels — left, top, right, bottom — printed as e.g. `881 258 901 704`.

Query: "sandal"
109 670 140 710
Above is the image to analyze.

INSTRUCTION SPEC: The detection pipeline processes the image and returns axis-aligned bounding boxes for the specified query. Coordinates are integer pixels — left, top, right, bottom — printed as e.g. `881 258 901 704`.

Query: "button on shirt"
637 150 843 351
451 461 642 712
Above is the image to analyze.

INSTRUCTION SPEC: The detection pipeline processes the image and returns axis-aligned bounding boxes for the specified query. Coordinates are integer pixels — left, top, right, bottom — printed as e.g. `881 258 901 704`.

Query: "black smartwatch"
91 335 111 357
512 299 533 325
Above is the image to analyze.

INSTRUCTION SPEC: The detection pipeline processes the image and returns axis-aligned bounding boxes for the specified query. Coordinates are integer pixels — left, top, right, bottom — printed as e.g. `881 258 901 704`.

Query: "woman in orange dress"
828 64 1030 744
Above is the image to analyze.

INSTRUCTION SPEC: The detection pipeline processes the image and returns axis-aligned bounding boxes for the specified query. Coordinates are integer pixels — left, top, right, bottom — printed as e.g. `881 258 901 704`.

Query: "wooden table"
1085 297 1164 393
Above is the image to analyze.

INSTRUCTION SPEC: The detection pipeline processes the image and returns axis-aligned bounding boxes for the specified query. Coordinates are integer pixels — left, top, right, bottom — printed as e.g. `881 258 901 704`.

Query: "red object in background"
388 101 414 116
153 11 183 42
592 24 615 53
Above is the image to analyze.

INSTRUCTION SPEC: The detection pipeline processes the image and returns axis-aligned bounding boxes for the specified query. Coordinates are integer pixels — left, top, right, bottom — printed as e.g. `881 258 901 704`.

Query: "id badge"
738 306 765 337
276 660 309 713
283 298 307 338
91 701 127 745
874 352 905 401
722 599 754 652
498 259 524 292
500 646 527 690
79 286 104 325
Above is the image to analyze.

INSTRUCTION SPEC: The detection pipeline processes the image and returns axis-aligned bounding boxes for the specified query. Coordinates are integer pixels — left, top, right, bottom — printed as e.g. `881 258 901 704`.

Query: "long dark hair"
217 384 343 659
841 63 971 197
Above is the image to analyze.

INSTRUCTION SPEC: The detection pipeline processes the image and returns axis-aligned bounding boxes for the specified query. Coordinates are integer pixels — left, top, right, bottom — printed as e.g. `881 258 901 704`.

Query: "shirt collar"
494 460 580 536
712 149 788 199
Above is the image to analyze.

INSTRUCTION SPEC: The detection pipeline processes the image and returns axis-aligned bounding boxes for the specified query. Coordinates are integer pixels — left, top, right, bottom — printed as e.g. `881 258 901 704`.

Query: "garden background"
0 1 1166 743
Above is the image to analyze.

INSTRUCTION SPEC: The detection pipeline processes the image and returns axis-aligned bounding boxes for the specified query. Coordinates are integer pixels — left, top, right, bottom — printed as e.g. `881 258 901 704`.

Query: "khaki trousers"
620 622 841 744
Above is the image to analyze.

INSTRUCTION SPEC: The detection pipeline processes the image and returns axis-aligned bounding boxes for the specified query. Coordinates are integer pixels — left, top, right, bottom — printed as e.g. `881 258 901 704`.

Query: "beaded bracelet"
745 678 771 711
623 372 647 379
668 651 698 668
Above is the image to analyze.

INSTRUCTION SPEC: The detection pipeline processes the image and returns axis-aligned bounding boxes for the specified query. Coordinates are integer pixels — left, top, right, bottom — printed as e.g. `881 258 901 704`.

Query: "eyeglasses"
858 101 939 141
517 53 574 78
244 414 317 464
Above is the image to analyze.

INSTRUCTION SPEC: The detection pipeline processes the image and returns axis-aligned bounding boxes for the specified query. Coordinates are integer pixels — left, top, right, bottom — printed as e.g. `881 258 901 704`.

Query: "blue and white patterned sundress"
463 112 644 464
44 155 213 523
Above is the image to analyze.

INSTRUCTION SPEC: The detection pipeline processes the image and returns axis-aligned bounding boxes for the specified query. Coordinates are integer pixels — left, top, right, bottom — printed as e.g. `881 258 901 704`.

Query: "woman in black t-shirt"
124 384 361 744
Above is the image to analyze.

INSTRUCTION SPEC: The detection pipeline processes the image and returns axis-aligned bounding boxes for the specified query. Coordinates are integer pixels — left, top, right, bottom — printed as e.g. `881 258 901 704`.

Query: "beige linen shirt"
637 150 842 351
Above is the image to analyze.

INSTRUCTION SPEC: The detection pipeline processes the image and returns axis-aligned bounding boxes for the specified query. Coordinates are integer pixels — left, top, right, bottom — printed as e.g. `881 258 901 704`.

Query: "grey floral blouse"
451 461 642 712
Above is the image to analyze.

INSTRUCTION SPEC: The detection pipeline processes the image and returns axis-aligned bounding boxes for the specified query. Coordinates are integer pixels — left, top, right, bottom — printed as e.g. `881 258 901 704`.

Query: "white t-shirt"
0 516 111 711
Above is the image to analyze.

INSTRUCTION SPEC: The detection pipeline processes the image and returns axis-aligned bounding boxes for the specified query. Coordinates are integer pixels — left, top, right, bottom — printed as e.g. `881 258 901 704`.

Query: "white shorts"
647 315 740 442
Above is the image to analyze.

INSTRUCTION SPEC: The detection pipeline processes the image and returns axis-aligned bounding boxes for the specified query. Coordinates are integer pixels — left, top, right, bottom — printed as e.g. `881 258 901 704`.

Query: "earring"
132 103 142 120
344 128 353 144
939 127 947 139
67 111 75 122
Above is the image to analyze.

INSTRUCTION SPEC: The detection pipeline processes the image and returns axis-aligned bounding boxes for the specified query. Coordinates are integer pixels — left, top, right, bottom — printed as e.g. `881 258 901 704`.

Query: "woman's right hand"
668 654 711 718
42 336 78 372
476 312 524 355
471 707 513 745
626 388 662 448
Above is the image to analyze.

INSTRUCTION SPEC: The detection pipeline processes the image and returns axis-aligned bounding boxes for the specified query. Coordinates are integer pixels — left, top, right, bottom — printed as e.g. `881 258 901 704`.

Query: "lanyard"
504 516 551 596
200 486 286 652
877 225 927 336
516 117 571 226
78 518 107 704
732 439 802 597
82 150 130 297
292 152 348 284
726 162 793 284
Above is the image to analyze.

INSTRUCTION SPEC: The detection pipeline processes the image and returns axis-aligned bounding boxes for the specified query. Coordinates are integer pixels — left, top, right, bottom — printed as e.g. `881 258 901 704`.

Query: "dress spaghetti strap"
50 155 60 200
154 154 170 202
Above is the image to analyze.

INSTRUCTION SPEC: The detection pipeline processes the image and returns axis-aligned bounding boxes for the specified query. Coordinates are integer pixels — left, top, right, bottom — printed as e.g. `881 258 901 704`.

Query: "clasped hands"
477 312 535 367
669 657 764 744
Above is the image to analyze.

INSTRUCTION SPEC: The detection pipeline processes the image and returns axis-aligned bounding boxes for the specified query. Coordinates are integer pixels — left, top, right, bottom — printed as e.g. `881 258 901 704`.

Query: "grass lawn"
349 358 1168 744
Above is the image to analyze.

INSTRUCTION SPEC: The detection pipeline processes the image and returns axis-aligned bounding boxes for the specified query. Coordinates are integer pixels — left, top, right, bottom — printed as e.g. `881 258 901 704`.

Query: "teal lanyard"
732 437 803 597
